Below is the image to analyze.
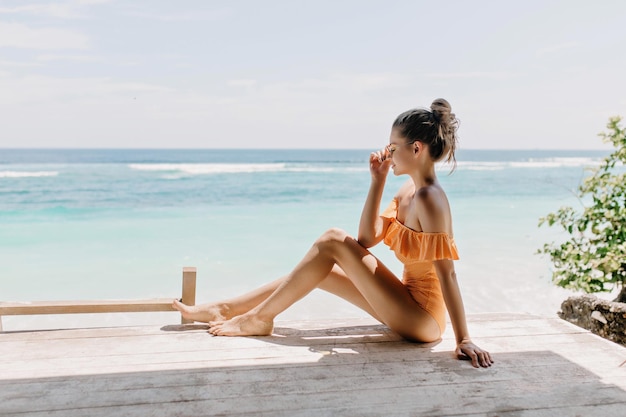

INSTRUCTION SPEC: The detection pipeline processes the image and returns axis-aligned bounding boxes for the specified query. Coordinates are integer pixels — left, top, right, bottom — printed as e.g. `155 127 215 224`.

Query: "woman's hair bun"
430 98 459 170
430 98 453 124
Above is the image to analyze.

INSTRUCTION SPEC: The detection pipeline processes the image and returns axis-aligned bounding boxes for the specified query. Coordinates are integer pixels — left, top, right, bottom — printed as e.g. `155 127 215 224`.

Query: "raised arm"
417 186 493 368
358 149 392 248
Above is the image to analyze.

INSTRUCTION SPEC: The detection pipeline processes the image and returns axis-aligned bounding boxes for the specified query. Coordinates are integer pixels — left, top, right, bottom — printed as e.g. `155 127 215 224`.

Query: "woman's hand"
456 339 494 368
369 148 391 181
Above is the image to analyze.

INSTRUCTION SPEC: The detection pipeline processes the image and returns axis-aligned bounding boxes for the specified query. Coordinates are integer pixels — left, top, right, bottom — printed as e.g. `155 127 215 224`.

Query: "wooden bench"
0 267 196 331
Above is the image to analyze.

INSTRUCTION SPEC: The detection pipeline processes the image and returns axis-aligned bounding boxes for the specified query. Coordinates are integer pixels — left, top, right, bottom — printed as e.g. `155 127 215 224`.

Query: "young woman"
174 99 493 368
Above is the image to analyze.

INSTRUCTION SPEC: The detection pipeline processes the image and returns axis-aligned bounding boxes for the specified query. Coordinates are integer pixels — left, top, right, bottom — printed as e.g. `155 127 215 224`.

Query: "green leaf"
538 116 626 294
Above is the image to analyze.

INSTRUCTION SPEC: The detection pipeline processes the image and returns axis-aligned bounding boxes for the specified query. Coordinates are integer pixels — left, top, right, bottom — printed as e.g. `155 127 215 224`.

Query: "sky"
0 0 625 150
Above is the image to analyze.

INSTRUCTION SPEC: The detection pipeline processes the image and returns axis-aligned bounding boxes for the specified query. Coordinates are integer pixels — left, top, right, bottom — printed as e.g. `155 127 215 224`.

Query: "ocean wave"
126 157 604 177
0 171 59 178
128 163 367 175
455 157 602 171
129 163 287 174
452 162 506 171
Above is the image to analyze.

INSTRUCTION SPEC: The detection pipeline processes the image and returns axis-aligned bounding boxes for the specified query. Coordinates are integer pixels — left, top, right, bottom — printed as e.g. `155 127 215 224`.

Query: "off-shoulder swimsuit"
380 198 459 333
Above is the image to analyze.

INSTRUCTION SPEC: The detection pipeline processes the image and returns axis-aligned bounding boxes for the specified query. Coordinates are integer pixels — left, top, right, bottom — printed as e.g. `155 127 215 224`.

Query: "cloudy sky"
0 0 624 149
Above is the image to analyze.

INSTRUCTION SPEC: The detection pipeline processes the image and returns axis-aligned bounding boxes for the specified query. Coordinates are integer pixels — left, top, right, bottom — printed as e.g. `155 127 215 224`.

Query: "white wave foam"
455 157 601 171
0 171 58 178
129 163 287 174
128 163 367 175
128 157 603 177
510 157 603 168
453 162 506 171
462 166 506 171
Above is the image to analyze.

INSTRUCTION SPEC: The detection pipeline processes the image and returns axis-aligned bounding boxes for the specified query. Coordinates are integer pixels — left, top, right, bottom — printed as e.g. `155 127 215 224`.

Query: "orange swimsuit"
380 198 459 333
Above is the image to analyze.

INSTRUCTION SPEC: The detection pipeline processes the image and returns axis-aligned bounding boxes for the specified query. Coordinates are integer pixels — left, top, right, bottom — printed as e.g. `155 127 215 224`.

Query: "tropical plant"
538 116 626 303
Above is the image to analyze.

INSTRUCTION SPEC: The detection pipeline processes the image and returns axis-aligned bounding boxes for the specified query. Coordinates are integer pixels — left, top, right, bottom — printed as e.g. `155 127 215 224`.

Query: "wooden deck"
1 313 625 416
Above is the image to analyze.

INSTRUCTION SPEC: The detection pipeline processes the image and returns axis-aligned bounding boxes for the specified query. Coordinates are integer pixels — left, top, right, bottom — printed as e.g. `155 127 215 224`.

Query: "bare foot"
208 313 273 336
172 299 231 323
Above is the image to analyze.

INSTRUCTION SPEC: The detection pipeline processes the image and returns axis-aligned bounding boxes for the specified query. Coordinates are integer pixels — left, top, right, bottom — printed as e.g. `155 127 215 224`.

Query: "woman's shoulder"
415 182 448 204
415 184 452 234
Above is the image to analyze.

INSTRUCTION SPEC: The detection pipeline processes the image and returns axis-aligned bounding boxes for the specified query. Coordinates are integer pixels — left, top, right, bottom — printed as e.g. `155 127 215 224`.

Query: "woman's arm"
434 260 492 368
357 149 391 248
417 186 493 368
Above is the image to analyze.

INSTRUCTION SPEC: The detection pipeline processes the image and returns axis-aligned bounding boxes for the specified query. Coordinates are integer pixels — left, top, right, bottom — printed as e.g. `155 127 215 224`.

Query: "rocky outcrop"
559 295 626 346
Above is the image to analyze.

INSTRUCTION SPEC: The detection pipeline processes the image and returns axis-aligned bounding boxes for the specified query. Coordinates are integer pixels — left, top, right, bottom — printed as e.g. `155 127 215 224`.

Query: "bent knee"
316 227 350 244
314 227 356 254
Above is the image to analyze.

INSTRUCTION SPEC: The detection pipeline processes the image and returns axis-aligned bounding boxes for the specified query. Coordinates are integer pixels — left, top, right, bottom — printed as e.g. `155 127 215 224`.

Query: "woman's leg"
172 266 380 322
317 265 382 321
209 228 440 342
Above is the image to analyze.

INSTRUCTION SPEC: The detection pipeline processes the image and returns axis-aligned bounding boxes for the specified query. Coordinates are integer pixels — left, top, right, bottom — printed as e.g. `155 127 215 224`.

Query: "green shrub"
538 116 626 303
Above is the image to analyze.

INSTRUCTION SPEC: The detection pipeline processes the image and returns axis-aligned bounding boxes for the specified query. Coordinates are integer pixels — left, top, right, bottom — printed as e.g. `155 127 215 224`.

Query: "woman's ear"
413 141 421 154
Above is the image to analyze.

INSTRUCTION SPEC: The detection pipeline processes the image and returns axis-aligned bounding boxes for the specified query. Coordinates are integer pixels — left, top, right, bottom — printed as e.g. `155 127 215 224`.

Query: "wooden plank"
180 266 196 324
2 375 626 417
0 314 625 417
2 348 622 399
0 267 194 330
1 319 624 376
1 329 623 371
2 342 623 388
0 321 204 342
0 299 176 315
0 317 604 357
0 315 585 343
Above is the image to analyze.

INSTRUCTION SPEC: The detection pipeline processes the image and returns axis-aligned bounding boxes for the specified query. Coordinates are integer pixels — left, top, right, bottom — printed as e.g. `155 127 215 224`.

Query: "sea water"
0 149 610 330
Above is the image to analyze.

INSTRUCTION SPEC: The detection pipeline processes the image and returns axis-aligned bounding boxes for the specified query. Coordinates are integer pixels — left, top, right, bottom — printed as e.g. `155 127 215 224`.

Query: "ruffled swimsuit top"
380 198 459 269
380 198 459 332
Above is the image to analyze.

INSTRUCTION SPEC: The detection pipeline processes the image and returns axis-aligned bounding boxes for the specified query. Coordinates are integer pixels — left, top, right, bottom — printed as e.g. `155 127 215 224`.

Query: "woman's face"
387 128 417 176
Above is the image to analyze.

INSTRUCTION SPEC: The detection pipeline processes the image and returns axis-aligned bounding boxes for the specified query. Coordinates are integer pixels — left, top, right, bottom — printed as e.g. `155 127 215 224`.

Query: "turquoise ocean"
0 149 610 330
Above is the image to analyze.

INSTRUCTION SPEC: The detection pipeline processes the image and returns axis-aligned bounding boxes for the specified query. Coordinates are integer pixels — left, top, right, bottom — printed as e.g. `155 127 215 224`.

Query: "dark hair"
392 98 459 169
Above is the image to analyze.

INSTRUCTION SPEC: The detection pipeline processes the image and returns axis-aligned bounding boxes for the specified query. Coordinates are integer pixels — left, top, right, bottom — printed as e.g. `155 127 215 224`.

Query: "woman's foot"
172 299 231 323
208 313 273 336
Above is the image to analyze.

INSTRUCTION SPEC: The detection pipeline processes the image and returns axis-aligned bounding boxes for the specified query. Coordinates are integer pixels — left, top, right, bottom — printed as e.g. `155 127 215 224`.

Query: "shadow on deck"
1 314 625 416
